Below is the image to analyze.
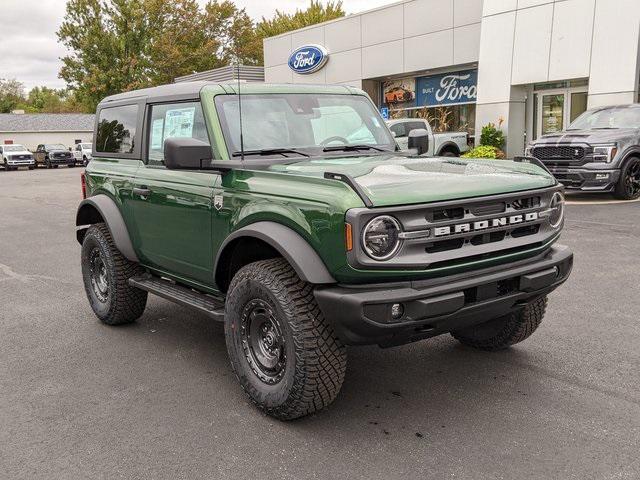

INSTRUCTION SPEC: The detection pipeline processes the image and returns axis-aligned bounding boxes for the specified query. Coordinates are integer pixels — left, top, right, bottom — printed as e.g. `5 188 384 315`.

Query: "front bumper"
7 160 35 166
545 166 620 191
48 159 75 165
314 245 573 347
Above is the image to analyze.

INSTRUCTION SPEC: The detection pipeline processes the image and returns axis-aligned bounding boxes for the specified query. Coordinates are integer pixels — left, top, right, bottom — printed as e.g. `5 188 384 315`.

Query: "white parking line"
565 198 640 205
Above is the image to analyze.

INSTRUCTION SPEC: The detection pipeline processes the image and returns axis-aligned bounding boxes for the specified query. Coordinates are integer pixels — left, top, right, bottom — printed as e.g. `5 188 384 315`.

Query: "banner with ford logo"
288 45 329 74
416 70 478 107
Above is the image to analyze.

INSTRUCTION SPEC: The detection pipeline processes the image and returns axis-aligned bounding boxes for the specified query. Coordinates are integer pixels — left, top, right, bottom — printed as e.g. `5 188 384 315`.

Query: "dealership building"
263 0 640 156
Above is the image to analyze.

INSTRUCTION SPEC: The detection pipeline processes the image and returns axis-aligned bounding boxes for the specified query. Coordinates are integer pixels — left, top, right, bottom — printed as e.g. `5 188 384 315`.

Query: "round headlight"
362 215 402 260
548 192 564 228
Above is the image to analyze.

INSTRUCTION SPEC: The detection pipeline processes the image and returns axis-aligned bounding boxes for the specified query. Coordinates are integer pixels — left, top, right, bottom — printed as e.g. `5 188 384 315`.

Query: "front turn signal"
345 223 353 252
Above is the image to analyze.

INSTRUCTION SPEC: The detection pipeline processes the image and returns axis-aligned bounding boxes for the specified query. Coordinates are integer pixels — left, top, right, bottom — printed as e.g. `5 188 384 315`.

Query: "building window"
380 70 477 142
387 105 476 142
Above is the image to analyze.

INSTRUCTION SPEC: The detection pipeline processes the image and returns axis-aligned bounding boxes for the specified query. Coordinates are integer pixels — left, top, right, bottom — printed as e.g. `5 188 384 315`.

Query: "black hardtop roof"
99 81 212 105
98 82 361 107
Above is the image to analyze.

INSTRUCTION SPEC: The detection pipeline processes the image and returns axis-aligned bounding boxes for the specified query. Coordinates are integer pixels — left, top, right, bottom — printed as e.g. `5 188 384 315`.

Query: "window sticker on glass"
165 107 195 139
151 118 164 149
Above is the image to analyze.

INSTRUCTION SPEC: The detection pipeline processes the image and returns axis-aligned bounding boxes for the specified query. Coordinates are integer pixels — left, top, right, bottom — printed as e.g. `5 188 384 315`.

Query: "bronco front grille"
346 188 561 270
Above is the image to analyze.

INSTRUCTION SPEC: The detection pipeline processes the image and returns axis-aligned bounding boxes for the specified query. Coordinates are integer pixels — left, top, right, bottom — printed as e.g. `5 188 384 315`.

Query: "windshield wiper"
322 144 389 153
231 148 309 158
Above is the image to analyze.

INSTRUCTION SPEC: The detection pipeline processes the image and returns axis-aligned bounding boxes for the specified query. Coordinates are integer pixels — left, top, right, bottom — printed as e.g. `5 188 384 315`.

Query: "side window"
390 123 407 138
95 104 138 154
36 145 43 152
147 102 208 166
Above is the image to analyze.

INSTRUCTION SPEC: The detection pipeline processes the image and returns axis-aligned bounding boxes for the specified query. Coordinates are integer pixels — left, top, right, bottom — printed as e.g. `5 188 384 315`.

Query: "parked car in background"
0 144 35 170
73 143 93 166
526 104 640 200
386 118 469 157
34 144 75 169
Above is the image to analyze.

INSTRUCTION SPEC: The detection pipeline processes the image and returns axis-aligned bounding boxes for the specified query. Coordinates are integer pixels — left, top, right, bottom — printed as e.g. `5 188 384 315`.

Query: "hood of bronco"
269 154 556 207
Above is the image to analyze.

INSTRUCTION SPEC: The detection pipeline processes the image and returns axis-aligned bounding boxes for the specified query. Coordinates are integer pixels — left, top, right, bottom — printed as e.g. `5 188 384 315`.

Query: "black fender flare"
215 222 336 285
76 194 139 262
436 141 461 156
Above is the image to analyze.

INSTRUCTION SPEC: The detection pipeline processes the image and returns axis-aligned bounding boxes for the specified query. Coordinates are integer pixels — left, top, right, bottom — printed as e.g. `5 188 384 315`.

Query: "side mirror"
164 137 213 170
408 128 429 155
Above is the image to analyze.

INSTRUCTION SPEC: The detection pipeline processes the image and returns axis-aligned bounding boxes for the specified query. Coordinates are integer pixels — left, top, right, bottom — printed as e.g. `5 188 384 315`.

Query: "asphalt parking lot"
1 167 639 479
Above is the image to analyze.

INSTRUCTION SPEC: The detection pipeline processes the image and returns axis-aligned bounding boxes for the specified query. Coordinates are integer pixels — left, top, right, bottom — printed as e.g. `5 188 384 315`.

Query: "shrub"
461 145 500 159
480 122 505 149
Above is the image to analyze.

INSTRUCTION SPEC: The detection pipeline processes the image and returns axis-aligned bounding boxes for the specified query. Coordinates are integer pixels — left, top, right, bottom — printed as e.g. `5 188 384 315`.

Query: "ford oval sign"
288 45 329 74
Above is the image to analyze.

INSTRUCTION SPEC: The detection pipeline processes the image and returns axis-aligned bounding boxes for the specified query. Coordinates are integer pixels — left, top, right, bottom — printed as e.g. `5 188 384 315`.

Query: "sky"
1 0 397 92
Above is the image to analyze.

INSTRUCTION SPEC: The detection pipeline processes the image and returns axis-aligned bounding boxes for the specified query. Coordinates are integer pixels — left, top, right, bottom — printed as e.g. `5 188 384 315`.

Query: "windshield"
3 145 26 152
215 93 395 157
45 144 67 150
568 107 640 130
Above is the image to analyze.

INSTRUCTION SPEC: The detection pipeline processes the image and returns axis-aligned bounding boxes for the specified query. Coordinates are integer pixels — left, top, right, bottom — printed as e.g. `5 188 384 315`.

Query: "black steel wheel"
81 223 147 325
240 299 287 384
89 247 110 304
225 258 347 420
614 158 640 200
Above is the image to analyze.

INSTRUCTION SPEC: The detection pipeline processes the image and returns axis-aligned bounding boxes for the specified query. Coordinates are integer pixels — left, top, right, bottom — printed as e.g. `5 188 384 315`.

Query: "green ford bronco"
77 82 573 420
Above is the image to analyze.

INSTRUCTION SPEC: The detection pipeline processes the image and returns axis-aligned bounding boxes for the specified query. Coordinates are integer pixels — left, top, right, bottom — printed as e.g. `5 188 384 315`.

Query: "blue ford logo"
288 44 329 74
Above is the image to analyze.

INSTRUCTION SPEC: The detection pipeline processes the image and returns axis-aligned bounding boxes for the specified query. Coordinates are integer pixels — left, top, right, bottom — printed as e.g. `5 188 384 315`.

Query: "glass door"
569 91 588 123
540 93 565 135
535 88 588 139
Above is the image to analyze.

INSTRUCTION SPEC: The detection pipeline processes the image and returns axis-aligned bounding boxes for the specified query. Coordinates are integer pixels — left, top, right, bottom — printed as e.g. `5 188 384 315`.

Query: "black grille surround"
346 186 563 270
532 145 585 161
530 143 595 167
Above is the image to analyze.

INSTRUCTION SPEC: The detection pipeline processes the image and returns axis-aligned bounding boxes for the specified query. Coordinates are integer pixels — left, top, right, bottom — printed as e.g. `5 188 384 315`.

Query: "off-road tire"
614 157 640 200
225 258 347 420
81 223 147 325
452 296 547 351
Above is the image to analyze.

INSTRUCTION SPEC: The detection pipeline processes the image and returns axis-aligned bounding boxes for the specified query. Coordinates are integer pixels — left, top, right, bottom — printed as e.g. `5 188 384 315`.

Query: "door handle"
133 186 151 198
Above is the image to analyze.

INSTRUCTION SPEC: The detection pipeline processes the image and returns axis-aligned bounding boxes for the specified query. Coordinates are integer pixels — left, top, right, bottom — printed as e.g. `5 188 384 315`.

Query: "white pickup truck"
386 118 469 157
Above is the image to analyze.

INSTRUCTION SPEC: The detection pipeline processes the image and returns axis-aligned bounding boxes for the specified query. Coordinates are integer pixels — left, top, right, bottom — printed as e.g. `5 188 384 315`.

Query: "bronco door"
129 101 218 286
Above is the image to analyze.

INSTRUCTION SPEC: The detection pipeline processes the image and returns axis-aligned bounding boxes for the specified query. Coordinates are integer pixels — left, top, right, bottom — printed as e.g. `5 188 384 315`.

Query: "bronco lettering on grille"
433 212 539 237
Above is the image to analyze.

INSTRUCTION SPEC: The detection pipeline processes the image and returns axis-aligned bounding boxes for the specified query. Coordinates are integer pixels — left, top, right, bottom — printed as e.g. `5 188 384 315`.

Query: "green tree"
58 0 260 110
0 78 26 113
255 1 345 62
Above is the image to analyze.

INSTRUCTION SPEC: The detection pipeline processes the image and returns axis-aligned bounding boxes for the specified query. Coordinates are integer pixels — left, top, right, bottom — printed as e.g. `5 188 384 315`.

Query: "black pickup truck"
33 143 75 169
526 104 640 199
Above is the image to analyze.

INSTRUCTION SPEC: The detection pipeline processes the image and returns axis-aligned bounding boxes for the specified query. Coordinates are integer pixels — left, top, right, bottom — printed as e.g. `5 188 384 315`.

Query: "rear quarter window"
95 104 139 154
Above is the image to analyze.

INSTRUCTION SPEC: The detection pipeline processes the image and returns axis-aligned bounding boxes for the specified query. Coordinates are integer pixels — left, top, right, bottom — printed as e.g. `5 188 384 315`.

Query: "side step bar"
129 275 225 322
